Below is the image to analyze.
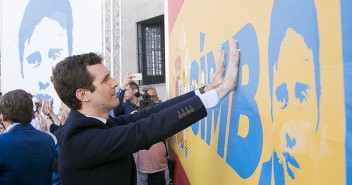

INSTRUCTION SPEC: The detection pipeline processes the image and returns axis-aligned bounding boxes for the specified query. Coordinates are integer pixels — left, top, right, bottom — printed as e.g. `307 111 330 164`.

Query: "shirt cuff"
195 89 201 96
197 89 219 109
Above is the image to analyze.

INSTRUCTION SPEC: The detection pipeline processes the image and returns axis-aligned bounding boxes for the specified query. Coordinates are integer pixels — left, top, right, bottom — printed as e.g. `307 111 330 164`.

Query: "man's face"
147 89 158 101
0 115 4 134
0 114 8 130
124 85 136 102
272 29 318 181
0 124 4 134
86 63 119 113
22 17 68 102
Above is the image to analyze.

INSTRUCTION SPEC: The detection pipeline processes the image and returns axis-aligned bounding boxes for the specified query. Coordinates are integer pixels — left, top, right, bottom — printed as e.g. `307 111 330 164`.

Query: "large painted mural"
1 0 102 113
167 0 351 184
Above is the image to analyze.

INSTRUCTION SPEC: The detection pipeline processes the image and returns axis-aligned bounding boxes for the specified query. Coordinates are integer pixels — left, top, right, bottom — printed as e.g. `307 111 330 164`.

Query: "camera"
139 90 161 109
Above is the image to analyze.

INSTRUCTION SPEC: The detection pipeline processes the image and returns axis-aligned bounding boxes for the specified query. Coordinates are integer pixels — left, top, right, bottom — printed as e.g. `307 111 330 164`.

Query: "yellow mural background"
168 0 346 184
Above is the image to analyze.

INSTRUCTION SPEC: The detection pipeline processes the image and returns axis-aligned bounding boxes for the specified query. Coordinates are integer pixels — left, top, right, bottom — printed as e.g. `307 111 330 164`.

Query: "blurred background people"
146 87 159 102
134 87 170 185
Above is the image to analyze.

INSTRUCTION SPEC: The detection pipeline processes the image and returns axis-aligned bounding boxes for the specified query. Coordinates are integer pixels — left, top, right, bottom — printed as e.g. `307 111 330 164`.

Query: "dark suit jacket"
0 124 56 185
55 91 207 185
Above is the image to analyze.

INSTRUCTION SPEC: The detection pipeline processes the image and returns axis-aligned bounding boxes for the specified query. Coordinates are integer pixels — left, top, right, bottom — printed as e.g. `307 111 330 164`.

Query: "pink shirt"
134 142 168 173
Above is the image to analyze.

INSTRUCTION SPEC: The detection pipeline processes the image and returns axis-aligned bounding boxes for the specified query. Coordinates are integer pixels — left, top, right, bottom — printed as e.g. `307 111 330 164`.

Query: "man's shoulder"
0 128 54 148
123 102 138 112
0 133 10 143
55 116 106 138
63 110 106 128
35 130 55 139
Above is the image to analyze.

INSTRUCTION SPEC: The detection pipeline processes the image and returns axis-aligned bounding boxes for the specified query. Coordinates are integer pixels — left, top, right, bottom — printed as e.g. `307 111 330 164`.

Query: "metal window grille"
137 15 165 85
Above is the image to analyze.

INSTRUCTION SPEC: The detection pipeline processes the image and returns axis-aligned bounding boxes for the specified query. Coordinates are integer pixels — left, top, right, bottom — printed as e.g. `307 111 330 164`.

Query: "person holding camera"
52 39 239 185
113 76 170 185
146 87 159 102
112 73 141 116
133 87 172 185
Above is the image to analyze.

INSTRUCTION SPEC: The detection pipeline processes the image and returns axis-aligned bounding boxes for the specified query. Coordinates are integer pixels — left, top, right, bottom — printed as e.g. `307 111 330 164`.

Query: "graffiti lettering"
190 24 263 179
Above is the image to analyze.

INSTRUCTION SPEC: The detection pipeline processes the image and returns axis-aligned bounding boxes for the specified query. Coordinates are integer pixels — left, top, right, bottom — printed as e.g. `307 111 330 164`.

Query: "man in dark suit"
0 89 56 185
52 39 240 185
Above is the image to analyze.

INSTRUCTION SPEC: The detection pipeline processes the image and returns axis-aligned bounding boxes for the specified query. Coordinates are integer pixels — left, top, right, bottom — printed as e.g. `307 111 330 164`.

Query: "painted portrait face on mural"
266 0 321 183
18 0 73 102
22 18 69 100
272 29 319 180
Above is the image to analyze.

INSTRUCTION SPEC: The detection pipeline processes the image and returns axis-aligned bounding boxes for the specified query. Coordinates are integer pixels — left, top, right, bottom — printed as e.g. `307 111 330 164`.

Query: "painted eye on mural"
26 51 42 68
275 83 288 109
48 48 63 60
295 82 310 103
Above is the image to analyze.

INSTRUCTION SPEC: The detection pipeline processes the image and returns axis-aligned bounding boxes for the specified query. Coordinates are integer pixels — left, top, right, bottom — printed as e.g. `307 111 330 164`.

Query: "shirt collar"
85 115 107 124
3 123 20 133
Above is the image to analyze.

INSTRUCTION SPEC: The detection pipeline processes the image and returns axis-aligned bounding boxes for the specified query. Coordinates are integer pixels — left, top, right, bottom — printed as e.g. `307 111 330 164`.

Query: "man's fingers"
235 48 240 64
217 48 225 61
218 50 225 69
231 39 238 51
230 39 240 66
125 72 133 80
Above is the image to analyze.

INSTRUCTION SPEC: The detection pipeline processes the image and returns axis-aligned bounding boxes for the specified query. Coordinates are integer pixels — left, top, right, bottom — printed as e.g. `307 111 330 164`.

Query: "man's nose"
112 79 118 89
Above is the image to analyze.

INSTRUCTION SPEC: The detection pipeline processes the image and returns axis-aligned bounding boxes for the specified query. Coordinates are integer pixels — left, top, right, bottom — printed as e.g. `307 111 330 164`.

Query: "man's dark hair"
18 0 73 78
129 82 139 91
52 53 103 110
0 89 33 124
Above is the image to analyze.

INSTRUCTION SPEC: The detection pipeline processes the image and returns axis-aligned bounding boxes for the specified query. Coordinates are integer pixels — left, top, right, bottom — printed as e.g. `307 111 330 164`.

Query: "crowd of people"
112 74 171 185
0 39 240 185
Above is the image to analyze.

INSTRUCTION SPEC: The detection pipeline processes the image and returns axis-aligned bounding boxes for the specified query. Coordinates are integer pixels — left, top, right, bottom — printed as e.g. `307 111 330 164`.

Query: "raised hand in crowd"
120 72 135 90
42 99 61 126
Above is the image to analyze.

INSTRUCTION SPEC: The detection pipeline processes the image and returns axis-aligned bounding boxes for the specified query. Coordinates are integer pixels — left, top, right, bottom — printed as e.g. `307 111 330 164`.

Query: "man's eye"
295 82 310 103
48 49 63 60
275 83 288 109
27 51 42 68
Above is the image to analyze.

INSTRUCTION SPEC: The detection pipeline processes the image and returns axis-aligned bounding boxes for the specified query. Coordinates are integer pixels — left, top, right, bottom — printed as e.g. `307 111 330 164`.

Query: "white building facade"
103 0 167 101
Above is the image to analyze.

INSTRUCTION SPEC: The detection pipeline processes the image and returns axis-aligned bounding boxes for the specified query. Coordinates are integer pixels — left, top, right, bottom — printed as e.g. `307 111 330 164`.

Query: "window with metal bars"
137 15 165 85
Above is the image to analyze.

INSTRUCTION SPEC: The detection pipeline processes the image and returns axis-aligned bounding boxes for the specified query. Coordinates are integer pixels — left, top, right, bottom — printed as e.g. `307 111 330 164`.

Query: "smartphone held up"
131 73 142 81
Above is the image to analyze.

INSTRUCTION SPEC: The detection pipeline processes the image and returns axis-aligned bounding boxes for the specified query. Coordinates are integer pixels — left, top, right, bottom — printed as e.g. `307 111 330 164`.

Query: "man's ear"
76 89 90 102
